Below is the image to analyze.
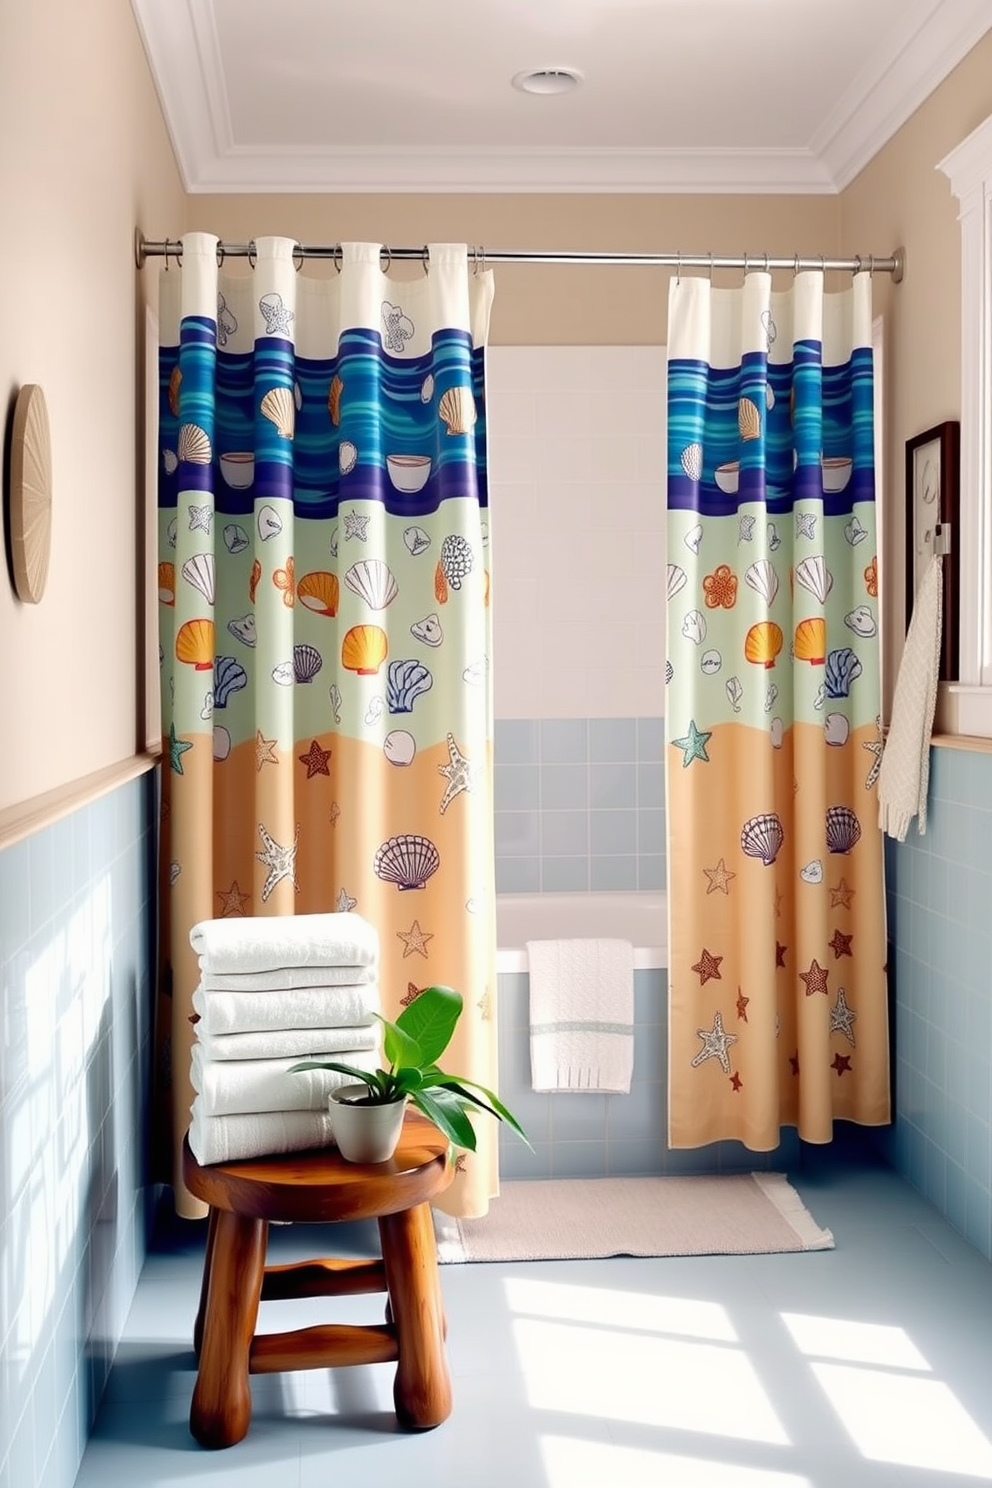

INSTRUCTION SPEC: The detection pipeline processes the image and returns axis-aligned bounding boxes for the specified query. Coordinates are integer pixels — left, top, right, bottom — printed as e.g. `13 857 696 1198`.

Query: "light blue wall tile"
637 717 665 760
540 718 588 763
637 810 666 855
590 761 636 808
590 857 638 891
541 858 589 893
551 1142 607 1178
541 811 588 856
638 855 667 890
495 763 541 811
540 763 587 810
590 718 636 762
495 813 540 856
495 718 540 764
0 840 29 961
551 1095 608 1142
495 857 541 893
591 810 637 855
636 761 665 808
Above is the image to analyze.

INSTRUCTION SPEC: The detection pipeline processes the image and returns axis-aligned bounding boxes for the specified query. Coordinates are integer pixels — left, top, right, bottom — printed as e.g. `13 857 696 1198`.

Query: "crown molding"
939 110 992 198
132 0 992 196
811 0 992 190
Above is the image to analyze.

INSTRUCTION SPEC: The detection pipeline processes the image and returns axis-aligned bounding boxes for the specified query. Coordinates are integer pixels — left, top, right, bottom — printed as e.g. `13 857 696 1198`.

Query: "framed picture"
905 420 959 680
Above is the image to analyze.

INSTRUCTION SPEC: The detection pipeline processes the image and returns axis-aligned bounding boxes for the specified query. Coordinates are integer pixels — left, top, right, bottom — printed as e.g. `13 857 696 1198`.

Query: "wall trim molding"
0 751 160 853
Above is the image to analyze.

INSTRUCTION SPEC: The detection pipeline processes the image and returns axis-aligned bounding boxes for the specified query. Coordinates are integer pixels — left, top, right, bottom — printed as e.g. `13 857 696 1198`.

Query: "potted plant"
290 984 530 1163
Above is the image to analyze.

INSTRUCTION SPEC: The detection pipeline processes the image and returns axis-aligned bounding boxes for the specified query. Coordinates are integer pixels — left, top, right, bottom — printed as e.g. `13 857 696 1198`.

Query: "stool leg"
379 1201 451 1431
190 1210 267 1449
193 1207 220 1360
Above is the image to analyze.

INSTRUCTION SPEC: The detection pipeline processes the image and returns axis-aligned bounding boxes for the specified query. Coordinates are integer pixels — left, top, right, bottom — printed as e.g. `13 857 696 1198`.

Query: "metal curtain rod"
134 232 905 282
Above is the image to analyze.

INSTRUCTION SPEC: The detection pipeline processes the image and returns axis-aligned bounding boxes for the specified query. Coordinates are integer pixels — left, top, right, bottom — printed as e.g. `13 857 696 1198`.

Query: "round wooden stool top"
182 1111 453 1224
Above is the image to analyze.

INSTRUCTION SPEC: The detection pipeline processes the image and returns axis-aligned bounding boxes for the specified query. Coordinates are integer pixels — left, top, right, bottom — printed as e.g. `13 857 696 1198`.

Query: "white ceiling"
133 0 992 194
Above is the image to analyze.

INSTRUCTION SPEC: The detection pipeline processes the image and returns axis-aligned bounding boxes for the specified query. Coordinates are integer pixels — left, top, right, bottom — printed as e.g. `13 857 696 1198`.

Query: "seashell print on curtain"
155 236 497 1217
665 269 889 1149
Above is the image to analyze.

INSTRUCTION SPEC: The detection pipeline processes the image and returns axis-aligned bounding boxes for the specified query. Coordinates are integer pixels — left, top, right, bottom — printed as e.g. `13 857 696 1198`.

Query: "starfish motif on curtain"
775 941 787 968
343 508 370 542
299 739 332 778
703 858 735 894
188 504 214 533
863 716 884 789
799 958 830 996
829 929 853 959
169 724 193 774
672 719 712 767
829 878 855 909
736 990 749 1021
336 888 357 912
691 948 723 985
217 880 251 917
832 1053 852 1077
730 1072 744 1092
397 919 433 958
830 988 857 1045
795 511 816 540
438 733 478 814
401 982 423 1007
690 1011 738 1075
255 822 299 902
255 730 279 771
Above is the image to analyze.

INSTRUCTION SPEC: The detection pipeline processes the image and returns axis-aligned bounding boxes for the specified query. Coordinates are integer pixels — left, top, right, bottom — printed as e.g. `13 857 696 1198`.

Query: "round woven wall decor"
9 383 53 603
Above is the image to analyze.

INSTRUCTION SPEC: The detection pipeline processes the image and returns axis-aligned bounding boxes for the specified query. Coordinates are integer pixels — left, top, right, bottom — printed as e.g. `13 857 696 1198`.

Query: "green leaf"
390 1067 424 1095
431 1074 532 1147
412 1086 478 1151
395 986 462 1065
381 1017 422 1072
288 1061 385 1097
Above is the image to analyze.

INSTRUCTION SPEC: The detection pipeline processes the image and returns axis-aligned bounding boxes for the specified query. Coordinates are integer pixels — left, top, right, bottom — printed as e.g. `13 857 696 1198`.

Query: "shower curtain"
155 234 497 1217
666 269 889 1148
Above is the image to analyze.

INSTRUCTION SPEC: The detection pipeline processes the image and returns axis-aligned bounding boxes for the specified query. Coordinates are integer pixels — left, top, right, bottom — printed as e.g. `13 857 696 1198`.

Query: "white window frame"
938 113 992 735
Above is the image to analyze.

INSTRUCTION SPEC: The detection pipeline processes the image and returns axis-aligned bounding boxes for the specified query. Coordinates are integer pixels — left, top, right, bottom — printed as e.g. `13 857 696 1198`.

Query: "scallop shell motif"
293 644 323 684
340 441 358 476
178 423 212 464
181 553 215 605
386 658 433 714
168 365 182 417
260 386 295 440
227 614 256 647
342 624 388 676
825 647 862 699
741 812 785 867
439 385 477 436
738 397 761 441
794 616 827 664
176 618 214 670
434 562 448 605
667 564 687 601
345 559 399 610
403 525 431 556
158 562 175 605
373 833 441 891
680 443 703 481
744 559 778 606
744 620 783 668
297 570 340 617
826 805 862 855
223 523 249 555
440 534 473 590
682 610 706 645
214 655 248 707
795 555 833 604
328 374 344 425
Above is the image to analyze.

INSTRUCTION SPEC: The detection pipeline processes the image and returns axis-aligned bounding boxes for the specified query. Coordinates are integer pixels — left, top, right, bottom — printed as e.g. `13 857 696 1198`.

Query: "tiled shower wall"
494 716 666 893
0 771 157 1488
879 745 992 1262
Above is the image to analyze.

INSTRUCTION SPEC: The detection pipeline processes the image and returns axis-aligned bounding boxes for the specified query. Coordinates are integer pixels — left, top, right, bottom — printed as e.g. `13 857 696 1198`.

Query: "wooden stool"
182 1112 453 1448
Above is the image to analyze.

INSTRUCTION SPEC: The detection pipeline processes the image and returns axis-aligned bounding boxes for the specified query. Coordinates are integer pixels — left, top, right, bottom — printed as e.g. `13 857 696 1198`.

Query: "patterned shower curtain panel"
665 271 890 1149
156 235 497 1216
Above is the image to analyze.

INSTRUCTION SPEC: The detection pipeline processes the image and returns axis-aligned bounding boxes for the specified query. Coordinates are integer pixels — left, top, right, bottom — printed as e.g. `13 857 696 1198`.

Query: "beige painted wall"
0 0 184 811
185 194 841 345
841 28 992 700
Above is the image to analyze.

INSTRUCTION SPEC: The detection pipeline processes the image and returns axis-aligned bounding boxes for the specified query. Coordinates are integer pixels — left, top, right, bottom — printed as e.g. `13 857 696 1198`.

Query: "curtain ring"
480 244 488 274
763 252 769 274
793 252 801 278
292 241 304 272
333 244 342 275
422 245 430 276
743 252 750 280
247 239 257 270
216 241 225 268
707 253 714 282
675 251 681 286
819 254 826 274
868 253 875 278
380 244 392 274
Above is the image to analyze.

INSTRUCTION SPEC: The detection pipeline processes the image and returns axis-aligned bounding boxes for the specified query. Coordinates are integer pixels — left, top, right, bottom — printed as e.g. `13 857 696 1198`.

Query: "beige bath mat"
434 1173 834 1263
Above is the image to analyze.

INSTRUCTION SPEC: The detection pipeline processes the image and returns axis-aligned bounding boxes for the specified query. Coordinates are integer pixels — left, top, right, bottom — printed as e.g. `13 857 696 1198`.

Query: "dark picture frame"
905 420 959 680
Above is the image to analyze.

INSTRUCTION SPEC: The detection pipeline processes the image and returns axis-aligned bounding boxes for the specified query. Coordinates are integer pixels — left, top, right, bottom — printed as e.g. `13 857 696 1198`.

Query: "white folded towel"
187 1106 337 1165
195 1024 381 1062
191 1044 380 1116
878 553 943 841
528 938 635 1094
191 982 381 1036
199 964 377 992
190 911 379 974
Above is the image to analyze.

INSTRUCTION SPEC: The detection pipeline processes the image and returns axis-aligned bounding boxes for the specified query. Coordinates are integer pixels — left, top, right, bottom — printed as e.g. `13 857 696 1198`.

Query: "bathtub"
495 891 667 973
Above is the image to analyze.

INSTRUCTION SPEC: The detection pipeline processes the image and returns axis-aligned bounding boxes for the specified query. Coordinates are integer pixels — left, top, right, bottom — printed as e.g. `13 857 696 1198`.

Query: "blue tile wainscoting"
496 968 800 1180
879 745 992 1263
494 716 666 893
0 769 158 1488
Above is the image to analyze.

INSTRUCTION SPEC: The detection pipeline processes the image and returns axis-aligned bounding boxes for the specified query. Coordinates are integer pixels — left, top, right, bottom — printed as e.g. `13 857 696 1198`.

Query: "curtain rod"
134 232 905 282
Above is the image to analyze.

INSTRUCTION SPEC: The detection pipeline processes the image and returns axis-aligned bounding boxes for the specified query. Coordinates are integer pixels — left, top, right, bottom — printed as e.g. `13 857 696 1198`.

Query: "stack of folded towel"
187 911 383 1164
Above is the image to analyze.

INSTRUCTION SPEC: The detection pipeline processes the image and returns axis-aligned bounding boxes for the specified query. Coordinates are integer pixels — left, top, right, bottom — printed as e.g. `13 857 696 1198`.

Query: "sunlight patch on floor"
503 1277 737 1341
539 1435 813 1488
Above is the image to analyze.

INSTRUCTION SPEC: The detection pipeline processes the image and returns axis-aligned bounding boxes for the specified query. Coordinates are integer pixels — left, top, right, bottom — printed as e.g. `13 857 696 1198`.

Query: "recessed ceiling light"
512 67 584 96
